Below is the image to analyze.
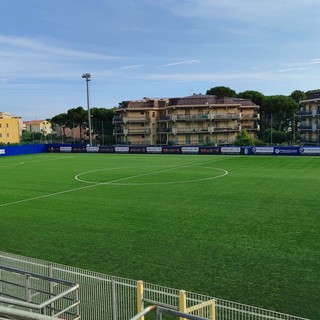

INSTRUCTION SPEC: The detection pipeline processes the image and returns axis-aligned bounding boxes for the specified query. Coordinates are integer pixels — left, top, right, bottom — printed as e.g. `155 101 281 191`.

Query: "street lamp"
82 73 92 146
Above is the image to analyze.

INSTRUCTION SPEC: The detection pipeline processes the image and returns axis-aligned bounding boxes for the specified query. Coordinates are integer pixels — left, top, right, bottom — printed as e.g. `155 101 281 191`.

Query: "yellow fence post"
211 299 216 320
137 280 144 320
179 290 187 320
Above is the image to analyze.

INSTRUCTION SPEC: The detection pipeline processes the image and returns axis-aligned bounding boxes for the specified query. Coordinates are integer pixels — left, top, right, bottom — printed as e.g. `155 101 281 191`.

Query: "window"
6 123 9 128
0 133 2 138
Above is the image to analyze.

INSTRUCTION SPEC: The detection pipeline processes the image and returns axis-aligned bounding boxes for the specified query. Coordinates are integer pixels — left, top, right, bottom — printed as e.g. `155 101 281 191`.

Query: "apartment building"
114 94 259 145
299 90 320 145
0 112 21 144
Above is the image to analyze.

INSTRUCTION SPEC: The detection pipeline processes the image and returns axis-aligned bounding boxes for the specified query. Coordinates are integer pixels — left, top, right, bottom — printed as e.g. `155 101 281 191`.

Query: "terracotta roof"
24 120 47 125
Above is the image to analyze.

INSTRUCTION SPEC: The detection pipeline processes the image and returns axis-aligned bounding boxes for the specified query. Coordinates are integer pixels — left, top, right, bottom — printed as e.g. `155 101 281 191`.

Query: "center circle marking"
75 166 228 185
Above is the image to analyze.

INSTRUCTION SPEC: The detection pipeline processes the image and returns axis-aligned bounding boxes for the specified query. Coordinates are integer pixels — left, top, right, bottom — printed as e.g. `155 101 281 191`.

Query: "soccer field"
0 153 318 319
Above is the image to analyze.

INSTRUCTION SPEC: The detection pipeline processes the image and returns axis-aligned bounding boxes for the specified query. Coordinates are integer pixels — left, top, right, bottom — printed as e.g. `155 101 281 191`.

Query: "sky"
1 0 320 120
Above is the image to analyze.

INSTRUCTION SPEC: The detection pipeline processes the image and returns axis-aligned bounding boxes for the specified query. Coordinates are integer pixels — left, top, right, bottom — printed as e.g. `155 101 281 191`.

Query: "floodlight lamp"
82 73 91 80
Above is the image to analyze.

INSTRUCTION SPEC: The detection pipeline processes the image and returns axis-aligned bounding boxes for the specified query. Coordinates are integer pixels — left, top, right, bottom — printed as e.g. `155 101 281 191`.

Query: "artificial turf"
0 153 318 319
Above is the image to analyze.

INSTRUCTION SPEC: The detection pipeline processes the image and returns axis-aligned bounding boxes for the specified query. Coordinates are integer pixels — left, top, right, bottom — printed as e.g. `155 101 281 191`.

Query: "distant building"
0 112 21 144
113 94 259 145
24 120 53 136
53 124 87 143
299 90 320 145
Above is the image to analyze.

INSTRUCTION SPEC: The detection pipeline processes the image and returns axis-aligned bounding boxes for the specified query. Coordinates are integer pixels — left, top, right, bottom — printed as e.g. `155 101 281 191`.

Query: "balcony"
209 126 240 133
175 114 209 121
209 113 240 120
299 125 314 131
123 117 149 124
156 128 172 133
126 129 151 135
241 113 260 120
112 116 123 124
241 124 260 131
298 111 313 117
175 128 209 134
157 115 172 121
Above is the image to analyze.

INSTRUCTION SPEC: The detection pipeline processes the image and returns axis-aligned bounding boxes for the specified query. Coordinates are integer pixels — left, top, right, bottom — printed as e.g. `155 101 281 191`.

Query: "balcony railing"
176 114 209 121
299 125 314 130
241 113 259 119
299 124 320 131
209 126 240 132
113 116 123 123
156 128 172 133
126 129 151 135
210 113 240 120
241 124 260 130
175 128 209 134
298 111 313 116
123 117 149 123
158 115 172 121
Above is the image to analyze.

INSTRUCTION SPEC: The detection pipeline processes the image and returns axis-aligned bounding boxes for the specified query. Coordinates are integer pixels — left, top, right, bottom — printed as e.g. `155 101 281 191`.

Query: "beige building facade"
299 90 320 145
0 112 21 144
24 120 53 136
114 94 259 145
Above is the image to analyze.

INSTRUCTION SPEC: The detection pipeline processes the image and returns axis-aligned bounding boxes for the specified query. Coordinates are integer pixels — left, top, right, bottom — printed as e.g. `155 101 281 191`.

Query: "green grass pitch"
0 153 318 319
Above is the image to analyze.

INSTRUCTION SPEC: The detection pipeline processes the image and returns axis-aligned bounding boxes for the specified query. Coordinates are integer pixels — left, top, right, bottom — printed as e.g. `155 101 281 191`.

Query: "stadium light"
82 73 92 146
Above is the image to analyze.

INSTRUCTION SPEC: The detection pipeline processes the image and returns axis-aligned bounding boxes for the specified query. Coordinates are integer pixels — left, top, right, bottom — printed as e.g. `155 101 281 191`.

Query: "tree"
234 129 254 146
91 108 115 145
206 86 237 97
66 107 87 141
262 95 299 132
237 90 266 140
290 90 306 103
51 113 69 143
265 129 288 145
237 90 265 106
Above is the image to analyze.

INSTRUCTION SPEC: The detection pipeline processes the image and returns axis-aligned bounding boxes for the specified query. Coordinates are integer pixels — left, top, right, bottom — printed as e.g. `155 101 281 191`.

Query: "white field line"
0 156 74 168
0 162 24 167
0 184 102 208
21 156 75 164
0 156 235 208
75 165 228 185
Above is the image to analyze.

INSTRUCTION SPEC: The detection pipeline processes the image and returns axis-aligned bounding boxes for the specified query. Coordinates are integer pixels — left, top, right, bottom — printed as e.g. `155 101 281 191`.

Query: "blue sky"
1 0 320 120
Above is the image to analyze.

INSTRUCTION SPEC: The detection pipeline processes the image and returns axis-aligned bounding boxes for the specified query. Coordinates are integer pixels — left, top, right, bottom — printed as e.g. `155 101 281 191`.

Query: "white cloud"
0 34 121 60
140 71 276 82
163 60 201 67
282 58 320 68
277 68 306 73
158 0 320 26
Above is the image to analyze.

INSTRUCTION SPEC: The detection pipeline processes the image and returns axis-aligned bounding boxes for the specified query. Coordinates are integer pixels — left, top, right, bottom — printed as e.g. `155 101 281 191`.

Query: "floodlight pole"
82 73 92 146
270 113 273 145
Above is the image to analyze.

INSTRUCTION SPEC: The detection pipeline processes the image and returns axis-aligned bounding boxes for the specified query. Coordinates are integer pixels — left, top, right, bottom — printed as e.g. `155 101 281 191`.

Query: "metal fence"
0 265 80 319
0 252 309 320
